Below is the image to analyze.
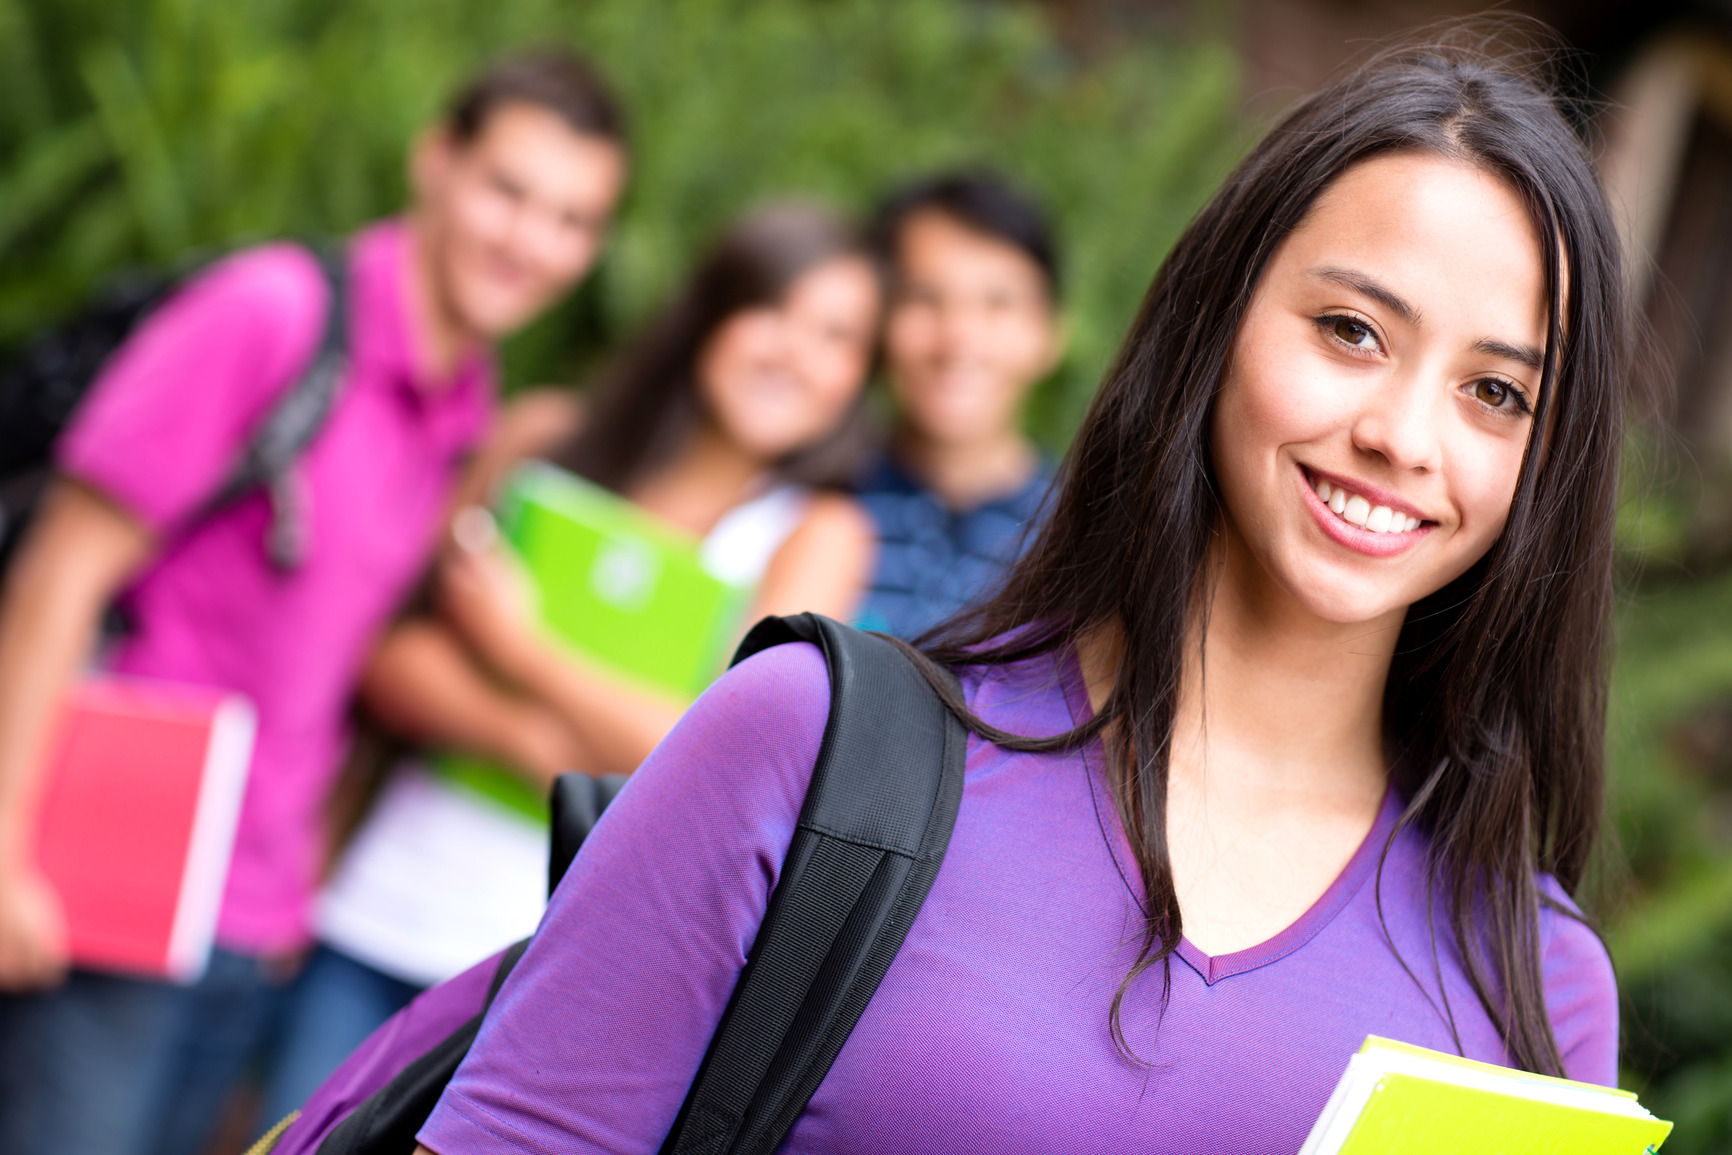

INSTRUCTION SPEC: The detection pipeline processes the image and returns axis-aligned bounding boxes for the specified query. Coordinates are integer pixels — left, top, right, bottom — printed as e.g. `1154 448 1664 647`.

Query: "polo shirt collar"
348 218 494 443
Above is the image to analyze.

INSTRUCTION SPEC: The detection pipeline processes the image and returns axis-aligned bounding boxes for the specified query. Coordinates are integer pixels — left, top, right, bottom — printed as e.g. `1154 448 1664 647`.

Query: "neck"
892 421 1036 510
1079 535 1399 807
628 421 768 537
405 213 479 384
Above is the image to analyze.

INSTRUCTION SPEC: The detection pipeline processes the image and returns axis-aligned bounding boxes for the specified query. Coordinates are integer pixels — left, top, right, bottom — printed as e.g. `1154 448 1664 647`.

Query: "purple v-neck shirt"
421 643 1617 1155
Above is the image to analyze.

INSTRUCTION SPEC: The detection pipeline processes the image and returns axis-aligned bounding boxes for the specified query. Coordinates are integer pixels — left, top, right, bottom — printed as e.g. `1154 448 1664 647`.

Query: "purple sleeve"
419 641 831 1155
56 243 327 533
1537 876 1619 1086
277 950 503 1153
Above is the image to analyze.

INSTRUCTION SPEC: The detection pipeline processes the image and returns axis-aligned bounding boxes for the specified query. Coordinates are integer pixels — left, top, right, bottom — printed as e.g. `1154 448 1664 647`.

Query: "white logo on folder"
589 538 662 611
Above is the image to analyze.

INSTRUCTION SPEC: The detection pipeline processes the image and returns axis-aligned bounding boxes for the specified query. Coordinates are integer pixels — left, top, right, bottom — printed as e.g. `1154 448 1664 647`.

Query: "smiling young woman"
407 33 1630 1155
930 35 1626 1082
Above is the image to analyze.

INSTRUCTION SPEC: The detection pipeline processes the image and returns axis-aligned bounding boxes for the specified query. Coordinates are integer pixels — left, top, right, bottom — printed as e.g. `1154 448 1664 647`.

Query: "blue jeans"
258 944 423 1133
0 949 296 1155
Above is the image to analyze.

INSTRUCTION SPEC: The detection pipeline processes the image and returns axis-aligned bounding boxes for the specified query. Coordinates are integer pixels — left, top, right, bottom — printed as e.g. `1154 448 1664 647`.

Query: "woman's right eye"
1321 315 1380 352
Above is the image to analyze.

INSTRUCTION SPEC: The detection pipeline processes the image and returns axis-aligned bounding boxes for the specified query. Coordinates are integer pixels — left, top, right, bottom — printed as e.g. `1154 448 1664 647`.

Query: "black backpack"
0 246 349 573
305 613 968 1155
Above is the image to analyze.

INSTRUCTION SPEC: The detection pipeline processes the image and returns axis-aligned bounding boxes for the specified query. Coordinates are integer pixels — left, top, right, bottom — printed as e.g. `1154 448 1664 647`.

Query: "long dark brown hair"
901 33 1630 1075
556 201 876 494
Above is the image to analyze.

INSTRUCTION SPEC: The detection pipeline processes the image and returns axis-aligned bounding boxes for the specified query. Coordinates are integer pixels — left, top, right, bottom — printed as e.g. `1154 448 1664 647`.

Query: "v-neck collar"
1055 644 1400 986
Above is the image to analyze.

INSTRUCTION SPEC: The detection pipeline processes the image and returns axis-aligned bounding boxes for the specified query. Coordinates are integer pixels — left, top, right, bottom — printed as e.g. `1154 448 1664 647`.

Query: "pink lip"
1297 466 1433 558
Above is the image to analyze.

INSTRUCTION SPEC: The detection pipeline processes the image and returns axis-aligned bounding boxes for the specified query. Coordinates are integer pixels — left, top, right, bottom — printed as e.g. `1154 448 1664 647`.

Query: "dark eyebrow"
1311 266 1420 325
1314 266 1545 371
1472 337 1544 371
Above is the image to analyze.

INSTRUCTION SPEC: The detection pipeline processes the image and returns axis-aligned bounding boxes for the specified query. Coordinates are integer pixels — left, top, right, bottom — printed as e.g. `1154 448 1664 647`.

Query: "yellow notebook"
1299 1037 1672 1154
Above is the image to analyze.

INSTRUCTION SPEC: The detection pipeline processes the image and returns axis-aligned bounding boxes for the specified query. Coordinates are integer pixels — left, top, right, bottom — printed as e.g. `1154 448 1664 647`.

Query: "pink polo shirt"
58 220 494 954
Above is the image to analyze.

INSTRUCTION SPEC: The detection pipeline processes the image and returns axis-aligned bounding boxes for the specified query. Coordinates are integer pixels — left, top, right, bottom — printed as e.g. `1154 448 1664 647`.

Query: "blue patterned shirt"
854 454 1053 640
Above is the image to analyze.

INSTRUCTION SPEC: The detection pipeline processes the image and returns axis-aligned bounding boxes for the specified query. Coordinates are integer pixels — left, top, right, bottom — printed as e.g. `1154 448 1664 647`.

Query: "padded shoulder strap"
662 614 967 1155
201 243 348 569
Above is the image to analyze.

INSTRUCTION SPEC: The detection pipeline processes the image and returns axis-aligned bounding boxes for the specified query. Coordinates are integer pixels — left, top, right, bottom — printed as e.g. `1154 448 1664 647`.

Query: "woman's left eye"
1321 315 1379 350
1470 377 1531 413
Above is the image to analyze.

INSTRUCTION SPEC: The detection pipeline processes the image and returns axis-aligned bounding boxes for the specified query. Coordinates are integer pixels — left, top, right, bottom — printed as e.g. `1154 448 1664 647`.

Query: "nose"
933 300 987 364
1350 368 1443 474
510 206 566 264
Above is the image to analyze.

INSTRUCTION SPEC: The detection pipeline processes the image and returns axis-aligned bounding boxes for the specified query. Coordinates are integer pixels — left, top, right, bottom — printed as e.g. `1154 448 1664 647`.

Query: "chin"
1295 593 1410 628
914 412 999 446
1272 557 1416 627
452 265 552 330
459 296 542 340
720 421 812 463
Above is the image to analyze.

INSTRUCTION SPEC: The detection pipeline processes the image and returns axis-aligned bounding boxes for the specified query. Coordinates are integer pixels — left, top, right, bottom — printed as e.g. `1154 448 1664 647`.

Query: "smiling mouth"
1306 473 1423 535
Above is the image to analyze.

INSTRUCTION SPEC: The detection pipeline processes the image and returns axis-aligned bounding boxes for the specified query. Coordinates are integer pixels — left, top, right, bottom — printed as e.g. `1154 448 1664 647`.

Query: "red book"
29 677 256 983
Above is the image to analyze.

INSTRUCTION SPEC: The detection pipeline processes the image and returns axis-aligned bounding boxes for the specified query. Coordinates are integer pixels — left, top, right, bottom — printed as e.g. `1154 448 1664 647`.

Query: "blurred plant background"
1609 555 1732 1148
1610 436 1732 1147
6 0 1732 1147
0 0 1243 448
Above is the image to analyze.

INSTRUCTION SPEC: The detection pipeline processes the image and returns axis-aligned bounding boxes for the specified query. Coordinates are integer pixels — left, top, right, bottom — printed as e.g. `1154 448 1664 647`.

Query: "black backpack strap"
200 243 348 570
315 615 962 1155
661 613 967 1155
547 771 631 898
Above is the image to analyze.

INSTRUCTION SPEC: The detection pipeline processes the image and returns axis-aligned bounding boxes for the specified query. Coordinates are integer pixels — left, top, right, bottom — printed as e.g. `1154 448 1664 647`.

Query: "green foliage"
1615 430 1692 567
1606 419 1732 1148
0 0 1244 447
1607 564 1732 1151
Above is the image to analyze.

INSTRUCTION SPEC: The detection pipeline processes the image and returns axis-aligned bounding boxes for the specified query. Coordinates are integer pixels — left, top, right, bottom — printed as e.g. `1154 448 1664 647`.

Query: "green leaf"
80 39 189 258
0 116 109 256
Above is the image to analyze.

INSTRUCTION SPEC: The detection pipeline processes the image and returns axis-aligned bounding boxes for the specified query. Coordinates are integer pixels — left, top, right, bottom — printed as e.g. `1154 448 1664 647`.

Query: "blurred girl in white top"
264 202 881 1120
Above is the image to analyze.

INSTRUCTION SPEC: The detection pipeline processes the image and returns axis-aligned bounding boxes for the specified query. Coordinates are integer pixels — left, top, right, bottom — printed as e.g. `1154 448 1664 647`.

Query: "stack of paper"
1301 1036 1672 1154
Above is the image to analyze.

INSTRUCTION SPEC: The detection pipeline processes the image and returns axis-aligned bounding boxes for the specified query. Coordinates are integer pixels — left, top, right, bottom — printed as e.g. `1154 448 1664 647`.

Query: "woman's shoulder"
607 641 833 863
1535 876 1620 1085
695 638 833 745
699 633 827 713
786 490 875 568
706 631 1073 747
792 489 874 542
953 641 1088 740
1371 820 1619 1084
741 490 876 620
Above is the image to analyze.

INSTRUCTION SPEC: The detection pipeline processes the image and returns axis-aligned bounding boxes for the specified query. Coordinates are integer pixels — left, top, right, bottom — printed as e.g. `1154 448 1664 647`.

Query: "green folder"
435 462 753 821
1302 1036 1673 1154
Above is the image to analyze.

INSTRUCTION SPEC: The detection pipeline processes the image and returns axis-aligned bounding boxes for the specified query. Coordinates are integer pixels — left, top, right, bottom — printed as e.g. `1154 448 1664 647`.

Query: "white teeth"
1312 472 1424 534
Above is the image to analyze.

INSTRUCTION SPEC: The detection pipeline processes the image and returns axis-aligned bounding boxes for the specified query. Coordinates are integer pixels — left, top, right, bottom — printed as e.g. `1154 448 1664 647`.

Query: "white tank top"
315 483 812 986
700 484 811 587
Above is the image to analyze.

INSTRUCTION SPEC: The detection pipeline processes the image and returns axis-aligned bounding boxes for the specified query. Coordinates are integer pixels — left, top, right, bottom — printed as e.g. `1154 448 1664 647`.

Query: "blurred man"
857 172 1063 639
0 49 627 1155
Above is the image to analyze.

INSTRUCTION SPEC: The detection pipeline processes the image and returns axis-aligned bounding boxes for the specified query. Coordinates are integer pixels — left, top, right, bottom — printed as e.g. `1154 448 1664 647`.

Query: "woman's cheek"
1428 469 1512 590
1243 368 1347 455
